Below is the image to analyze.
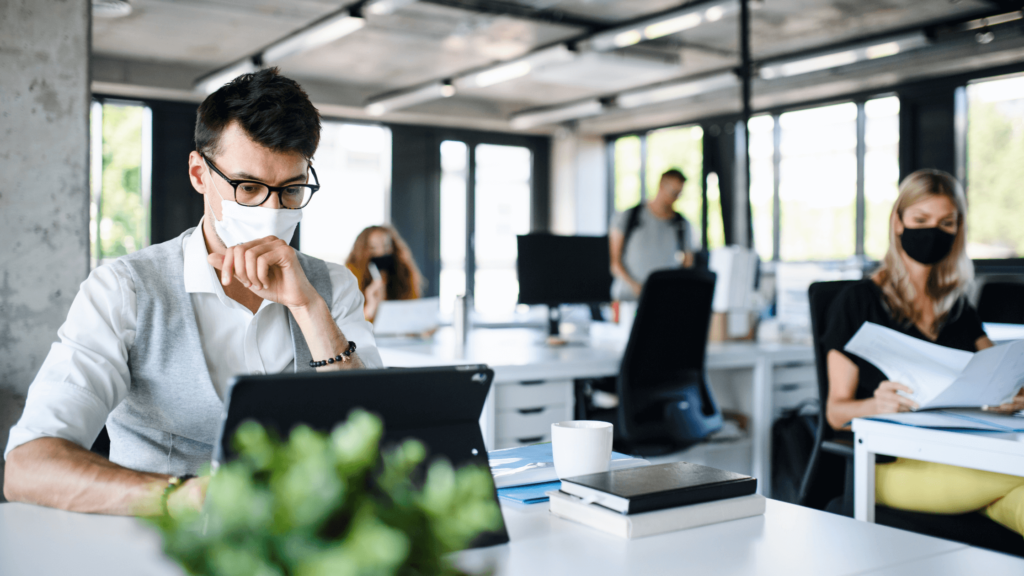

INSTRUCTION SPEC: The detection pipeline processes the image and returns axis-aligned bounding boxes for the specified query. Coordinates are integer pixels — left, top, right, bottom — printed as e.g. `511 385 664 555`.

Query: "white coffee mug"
551 420 614 479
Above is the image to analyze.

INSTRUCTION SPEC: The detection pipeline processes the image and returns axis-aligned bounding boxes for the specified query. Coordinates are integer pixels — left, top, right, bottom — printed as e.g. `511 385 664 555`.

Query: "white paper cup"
551 420 614 479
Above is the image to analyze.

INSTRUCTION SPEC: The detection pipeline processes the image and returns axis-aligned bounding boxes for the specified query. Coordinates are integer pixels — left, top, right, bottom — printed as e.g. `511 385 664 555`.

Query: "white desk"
378 325 815 497
852 418 1024 522
4 500 1022 576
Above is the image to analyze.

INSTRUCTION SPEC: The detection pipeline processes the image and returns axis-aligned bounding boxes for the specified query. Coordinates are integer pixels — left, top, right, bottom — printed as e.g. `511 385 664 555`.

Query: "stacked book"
547 461 765 539
489 443 649 505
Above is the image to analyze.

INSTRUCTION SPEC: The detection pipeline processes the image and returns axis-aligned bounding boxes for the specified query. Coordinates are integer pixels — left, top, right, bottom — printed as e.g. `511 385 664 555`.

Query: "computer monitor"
516 233 613 336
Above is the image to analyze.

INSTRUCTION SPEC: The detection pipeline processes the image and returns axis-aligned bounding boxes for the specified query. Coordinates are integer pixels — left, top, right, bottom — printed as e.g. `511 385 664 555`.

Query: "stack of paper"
845 322 1024 409
865 409 1024 432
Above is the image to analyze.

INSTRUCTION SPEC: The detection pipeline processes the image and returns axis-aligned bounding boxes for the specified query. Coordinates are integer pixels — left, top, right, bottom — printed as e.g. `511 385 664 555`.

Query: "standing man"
609 169 696 300
4 68 381 517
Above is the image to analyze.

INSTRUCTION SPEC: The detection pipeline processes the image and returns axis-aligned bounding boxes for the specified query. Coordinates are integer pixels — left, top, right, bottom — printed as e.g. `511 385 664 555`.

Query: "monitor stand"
545 305 568 346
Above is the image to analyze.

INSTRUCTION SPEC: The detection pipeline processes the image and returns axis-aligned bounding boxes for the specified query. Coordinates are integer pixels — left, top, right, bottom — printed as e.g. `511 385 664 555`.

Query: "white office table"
4 500 1022 576
378 325 815 496
852 418 1024 522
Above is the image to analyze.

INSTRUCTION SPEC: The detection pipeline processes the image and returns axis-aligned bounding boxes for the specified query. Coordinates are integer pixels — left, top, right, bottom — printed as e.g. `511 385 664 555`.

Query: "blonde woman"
823 169 1024 536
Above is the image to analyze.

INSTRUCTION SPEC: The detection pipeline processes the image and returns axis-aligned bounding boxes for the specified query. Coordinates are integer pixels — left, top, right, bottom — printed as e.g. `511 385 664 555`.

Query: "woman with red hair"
345 225 423 322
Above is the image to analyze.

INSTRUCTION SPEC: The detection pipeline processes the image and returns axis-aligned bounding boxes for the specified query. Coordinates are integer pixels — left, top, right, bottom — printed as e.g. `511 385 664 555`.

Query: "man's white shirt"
4 222 382 459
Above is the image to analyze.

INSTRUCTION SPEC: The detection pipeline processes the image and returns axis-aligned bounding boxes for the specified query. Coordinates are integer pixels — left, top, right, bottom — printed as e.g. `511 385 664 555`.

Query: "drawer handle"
517 407 545 415
517 436 544 444
519 380 546 386
778 383 800 392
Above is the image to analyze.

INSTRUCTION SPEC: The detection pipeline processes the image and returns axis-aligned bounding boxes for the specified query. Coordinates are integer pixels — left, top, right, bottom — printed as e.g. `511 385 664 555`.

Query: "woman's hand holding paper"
982 388 1024 414
873 380 920 413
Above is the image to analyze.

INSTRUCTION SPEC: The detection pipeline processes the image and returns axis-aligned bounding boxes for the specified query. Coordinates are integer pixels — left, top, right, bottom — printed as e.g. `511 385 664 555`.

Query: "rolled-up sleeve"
326 263 383 369
4 262 136 458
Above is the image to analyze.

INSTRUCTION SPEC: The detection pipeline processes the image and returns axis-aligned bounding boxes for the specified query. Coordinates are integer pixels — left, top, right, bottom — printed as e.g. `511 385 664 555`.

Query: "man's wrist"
287 291 329 321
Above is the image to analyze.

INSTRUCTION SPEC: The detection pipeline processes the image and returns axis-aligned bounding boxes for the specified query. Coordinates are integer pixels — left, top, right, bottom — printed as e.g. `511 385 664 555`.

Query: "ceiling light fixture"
509 100 604 130
454 44 576 89
195 57 261 95
960 10 1022 31
363 0 419 17
758 32 929 79
586 0 738 51
615 71 737 109
365 81 456 116
261 11 365 64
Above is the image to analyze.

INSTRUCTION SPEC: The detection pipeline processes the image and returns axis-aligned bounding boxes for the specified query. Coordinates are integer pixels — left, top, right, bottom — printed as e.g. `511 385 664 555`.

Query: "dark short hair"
661 169 686 183
195 67 321 160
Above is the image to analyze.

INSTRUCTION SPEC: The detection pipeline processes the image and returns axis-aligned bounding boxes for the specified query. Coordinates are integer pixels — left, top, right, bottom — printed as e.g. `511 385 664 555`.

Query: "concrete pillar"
0 0 91 498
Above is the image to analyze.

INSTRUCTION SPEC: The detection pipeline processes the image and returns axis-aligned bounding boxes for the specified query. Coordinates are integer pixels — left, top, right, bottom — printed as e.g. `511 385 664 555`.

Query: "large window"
300 121 391 265
749 114 775 261
90 100 151 269
863 97 901 260
438 141 534 320
611 124 713 250
778 102 858 261
966 72 1024 259
749 96 899 262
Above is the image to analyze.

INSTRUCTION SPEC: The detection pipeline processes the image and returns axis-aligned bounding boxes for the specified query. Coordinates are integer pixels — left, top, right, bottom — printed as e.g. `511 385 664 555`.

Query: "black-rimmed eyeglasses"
203 154 319 210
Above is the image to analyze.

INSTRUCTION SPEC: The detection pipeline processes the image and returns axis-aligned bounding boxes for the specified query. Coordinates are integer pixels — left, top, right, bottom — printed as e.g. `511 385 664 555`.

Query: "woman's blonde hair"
345 225 423 301
872 169 973 331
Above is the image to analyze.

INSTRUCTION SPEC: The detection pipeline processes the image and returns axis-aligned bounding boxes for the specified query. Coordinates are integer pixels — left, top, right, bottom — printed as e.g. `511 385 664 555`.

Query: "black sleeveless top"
821 279 986 400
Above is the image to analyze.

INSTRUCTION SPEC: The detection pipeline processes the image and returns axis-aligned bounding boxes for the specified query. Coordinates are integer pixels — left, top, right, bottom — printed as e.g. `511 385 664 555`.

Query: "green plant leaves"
152 409 500 576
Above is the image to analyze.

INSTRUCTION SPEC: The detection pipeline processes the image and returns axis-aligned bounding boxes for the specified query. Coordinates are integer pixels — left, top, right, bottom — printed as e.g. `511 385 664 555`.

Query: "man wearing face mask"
3 69 382 517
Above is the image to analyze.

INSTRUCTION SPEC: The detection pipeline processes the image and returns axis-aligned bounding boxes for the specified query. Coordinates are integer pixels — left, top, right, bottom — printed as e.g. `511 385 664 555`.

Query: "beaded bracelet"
161 474 195 517
309 340 357 368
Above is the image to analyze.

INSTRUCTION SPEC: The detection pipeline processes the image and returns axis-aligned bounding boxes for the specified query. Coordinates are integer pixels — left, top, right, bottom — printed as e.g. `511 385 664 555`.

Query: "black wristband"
309 340 357 368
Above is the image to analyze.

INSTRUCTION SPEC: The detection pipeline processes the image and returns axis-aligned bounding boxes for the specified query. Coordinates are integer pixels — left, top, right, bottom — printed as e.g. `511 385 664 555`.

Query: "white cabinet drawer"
495 379 573 411
773 381 818 415
495 405 569 440
494 434 552 449
772 364 817 387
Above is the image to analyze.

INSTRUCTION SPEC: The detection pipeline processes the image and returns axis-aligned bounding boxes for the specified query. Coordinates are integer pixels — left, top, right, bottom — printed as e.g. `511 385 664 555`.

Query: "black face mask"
899 227 956 265
370 254 396 274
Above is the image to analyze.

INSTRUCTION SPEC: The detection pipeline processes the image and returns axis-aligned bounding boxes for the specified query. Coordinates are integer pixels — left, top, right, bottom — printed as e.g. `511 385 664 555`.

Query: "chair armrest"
821 439 854 459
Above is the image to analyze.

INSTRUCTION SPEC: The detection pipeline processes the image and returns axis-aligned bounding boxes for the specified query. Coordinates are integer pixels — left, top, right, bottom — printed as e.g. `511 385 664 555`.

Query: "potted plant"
152 409 502 576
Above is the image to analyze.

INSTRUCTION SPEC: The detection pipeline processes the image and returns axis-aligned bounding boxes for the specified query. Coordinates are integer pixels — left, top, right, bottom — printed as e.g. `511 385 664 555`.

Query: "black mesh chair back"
616 268 720 446
977 281 1024 324
798 280 856 510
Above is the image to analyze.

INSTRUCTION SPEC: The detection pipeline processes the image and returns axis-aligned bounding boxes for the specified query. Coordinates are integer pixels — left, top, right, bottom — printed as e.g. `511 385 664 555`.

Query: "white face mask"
210 198 303 247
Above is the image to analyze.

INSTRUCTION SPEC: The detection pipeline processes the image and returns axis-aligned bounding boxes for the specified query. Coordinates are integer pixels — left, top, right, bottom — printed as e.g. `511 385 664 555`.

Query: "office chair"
978 281 1024 324
587 269 723 456
799 280 1024 557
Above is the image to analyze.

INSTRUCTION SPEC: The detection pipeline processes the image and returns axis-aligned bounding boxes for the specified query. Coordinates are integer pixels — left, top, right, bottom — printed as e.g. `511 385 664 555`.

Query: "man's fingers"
221 248 234 286
245 248 261 289
256 254 271 290
232 246 249 287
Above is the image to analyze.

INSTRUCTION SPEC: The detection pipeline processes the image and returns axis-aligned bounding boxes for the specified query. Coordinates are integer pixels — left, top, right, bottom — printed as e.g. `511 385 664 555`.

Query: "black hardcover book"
560 461 757 514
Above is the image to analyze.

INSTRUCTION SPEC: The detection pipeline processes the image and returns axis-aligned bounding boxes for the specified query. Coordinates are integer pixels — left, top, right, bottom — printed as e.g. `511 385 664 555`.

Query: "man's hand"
166 476 210 518
873 380 919 413
208 236 319 310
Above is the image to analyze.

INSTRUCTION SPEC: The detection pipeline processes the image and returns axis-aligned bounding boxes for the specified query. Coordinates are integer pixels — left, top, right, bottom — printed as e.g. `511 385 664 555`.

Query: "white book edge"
547 490 766 539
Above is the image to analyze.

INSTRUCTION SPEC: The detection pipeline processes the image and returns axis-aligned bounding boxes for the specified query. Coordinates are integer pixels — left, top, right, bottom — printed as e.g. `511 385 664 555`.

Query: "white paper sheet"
844 322 1024 409
866 409 1024 432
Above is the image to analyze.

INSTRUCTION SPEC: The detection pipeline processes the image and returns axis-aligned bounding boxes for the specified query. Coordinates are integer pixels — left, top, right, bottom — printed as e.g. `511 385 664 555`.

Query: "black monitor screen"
517 234 613 305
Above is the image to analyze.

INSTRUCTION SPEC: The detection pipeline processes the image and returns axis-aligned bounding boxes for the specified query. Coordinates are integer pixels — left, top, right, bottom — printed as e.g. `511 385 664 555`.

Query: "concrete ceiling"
91 0 1016 134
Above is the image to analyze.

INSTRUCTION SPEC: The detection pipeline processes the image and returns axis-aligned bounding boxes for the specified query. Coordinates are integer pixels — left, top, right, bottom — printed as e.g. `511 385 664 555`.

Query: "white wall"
0 0 91 497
